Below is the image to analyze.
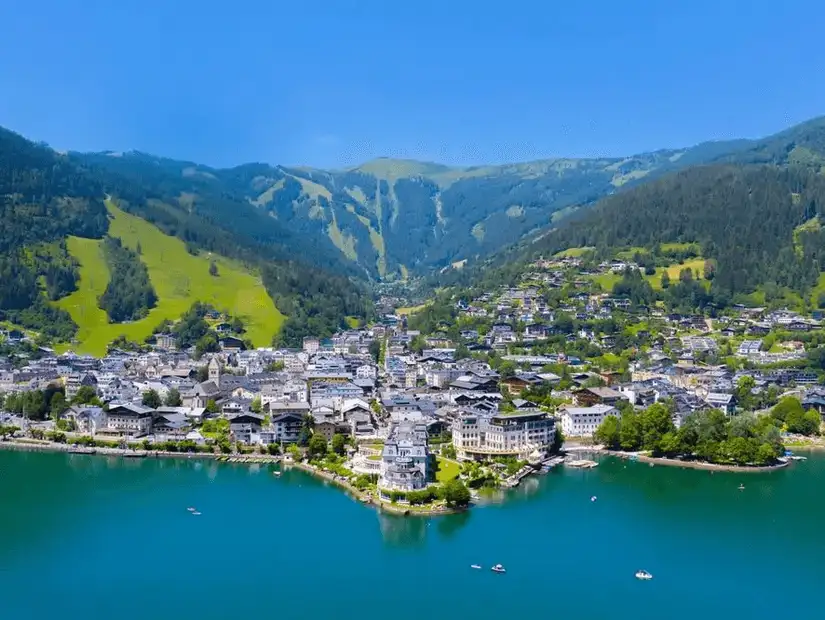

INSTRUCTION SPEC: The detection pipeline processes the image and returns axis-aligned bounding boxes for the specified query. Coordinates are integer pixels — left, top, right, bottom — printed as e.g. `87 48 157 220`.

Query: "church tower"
208 357 222 387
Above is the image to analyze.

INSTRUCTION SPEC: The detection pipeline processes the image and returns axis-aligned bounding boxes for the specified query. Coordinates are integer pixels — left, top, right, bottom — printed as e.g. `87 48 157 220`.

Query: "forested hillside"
0 128 372 349
431 117 825 308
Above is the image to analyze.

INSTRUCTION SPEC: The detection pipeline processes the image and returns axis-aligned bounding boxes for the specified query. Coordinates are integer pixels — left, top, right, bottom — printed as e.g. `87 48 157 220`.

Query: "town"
1 251 825 509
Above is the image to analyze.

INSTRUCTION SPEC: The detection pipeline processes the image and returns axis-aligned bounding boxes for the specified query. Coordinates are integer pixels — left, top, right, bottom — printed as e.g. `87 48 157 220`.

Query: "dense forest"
536 164 825 299
98 237 157 322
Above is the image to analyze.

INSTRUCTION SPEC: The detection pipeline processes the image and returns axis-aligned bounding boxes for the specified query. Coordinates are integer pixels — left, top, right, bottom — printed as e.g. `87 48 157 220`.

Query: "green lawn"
435 457 461 483
55 201 284 355
553 246 594 258
644 258 707 289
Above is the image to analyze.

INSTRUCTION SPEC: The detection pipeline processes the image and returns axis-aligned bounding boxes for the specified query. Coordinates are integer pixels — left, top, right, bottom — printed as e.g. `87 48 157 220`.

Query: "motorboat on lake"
591 495 597 502
192 511 202 516
635 570 653 580
471 564 482 570
187 507 196 512
491 564 506 574
738 484 745 491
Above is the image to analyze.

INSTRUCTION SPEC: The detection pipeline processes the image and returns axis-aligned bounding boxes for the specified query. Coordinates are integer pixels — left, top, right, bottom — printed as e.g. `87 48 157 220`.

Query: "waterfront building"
451 408 556 461
260 412 304 445
560 404 618 437
379 421 430 493
105 403 154 437
229 413 264 444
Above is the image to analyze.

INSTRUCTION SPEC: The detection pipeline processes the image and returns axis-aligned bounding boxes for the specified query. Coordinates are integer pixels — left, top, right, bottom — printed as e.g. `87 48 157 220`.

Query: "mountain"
0 128 371 350
453 117 825 309
76 136 764 283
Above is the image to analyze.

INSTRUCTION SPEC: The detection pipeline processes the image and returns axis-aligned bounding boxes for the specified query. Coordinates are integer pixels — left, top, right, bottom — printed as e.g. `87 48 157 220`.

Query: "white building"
451 409 556 460
379 421 430 493
560 404 618 437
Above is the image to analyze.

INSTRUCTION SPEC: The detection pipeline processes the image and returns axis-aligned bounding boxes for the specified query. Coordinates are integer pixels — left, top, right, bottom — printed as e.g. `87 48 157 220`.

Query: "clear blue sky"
1 0 823 169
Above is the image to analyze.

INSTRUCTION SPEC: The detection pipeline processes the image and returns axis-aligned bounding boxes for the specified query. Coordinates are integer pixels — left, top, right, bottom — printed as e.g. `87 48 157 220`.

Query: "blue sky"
1 0 823 168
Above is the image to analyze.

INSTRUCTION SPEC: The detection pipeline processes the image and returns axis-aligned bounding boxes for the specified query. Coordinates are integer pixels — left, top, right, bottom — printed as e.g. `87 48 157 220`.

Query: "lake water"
1 449 823 619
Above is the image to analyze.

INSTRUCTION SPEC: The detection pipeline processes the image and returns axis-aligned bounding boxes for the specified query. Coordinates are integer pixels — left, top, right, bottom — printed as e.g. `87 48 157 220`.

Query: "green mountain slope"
71 117 825 284
446 117 825 308
57 202 283 355
0 128 372 351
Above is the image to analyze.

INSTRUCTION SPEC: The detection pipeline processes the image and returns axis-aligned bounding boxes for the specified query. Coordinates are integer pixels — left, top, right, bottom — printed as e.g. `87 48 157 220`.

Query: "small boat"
738 484 745 491
192 511 202 516
635 570 653 580
470 564 482 570
273 471 282 477
187 507 196 512
591 496 597 502
491 564 506 574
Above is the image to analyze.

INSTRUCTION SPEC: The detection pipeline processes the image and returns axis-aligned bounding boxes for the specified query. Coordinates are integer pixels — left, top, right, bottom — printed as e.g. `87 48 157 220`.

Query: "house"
64 406 106 434
152 411 192 441
262 412 304 444
560 404 618 438
229 413 264 444
105 403 154 437
219 336 245 352
500 372 543 395
573 386 626 407
704 392 737 415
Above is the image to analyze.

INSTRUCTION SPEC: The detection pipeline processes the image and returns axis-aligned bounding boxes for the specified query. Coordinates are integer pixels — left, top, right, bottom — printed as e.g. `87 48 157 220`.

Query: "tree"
735 376 755 411
771 397 804 425
308 434 328 458
209 261 219 277
142 389 162 409
550 426 565 453
164 388 182 407
287 444 302 462
266 360 285 372
658 431 682 456
442 479 471 507
299 414 314 446
267 443 280 455
441 443 457 459
0 424 20 439
619 410 643 451
50 392 68 419
703 259 717 280
660 271 670 289
368 340 381 363
205 399 220 414
331 433 347 456
250 396 262 414
639 403 676 453
787 407 821 436
73 385 97 404
594 415 621 449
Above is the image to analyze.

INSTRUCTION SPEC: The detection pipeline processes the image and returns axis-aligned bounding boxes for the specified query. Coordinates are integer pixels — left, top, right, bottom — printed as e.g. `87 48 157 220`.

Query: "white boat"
738 484 745 491
635 570 653 580
192 511 202 516
187 507 196 512
470 564 482 570
591 495 597 502
273 471 282 477
491 564 506 574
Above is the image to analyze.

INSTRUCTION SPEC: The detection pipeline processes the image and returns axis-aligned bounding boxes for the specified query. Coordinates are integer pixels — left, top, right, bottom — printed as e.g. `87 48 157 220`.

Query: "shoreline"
604 450 790 473
288 461 466 517
0 439 280 462
0 439 464 517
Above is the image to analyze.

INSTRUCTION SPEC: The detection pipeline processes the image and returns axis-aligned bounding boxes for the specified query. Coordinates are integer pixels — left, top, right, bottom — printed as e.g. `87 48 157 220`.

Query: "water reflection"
377 512 428 548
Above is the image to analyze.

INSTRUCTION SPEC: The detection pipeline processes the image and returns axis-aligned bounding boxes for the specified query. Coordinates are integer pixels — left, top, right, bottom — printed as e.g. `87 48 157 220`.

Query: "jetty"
216 455 282 464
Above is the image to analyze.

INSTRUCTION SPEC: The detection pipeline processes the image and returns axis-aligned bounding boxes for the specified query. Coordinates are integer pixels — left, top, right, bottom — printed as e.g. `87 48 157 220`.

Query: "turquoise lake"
1 449 823 619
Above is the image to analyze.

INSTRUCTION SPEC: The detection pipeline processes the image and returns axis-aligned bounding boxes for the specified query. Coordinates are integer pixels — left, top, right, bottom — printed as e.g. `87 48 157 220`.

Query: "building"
573 386 626 407
451 409 556 460
105 403 154 437
260 412 304 445
379 421 431 493
560 404 618 437
229 413 264 444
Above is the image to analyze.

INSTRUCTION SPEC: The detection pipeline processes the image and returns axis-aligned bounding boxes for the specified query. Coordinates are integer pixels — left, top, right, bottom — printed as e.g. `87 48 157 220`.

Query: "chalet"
573 386 626 407
105 403 154 437
500 373 543 395
704 392 737 416
219 336 245 352
261 412 304 444
230 413 264 444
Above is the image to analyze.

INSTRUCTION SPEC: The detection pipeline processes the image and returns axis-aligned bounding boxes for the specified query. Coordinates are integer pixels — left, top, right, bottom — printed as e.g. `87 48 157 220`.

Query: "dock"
216 455 282 464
